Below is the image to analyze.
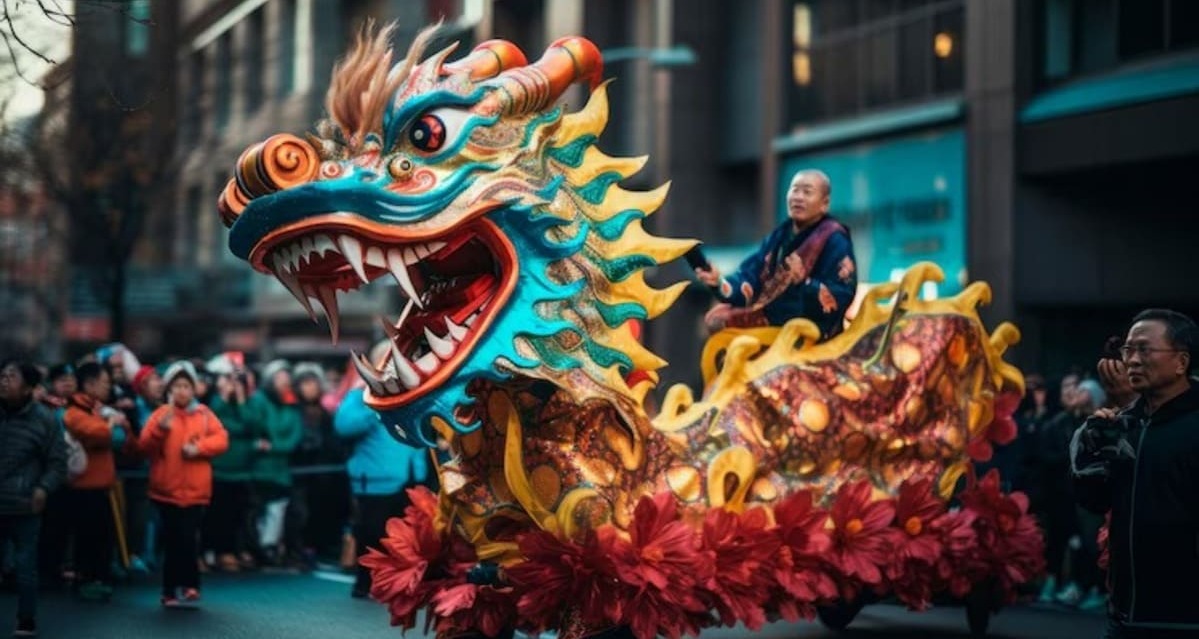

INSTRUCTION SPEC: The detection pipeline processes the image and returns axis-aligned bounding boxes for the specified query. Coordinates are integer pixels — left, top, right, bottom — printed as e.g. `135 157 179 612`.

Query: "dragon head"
221 25 692 445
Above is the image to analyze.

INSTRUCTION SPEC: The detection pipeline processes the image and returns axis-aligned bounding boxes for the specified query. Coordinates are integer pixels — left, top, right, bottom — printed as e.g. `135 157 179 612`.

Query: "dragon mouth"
252 215 517 409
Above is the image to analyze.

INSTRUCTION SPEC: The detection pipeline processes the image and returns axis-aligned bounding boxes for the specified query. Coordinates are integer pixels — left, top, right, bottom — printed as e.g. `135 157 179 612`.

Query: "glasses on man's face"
1119 344 1180 360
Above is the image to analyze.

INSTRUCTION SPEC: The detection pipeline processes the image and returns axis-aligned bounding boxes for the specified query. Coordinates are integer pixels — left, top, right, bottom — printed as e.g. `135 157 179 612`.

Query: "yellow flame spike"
766 318 822 359
710 335 762 398
596 329 668 372
553 487 602 541
563 147 648 185
956 281 993 311
591 220 697 265
555 80 611 143
706 446 756 511
988 322 1026 394
660 383 695 417
601 273 688 320
592 182 670 221
496 393 555 530
989 322 1021 356
938 461 969 499
898 261 945 302
995 361 1026 395
847 282 900 333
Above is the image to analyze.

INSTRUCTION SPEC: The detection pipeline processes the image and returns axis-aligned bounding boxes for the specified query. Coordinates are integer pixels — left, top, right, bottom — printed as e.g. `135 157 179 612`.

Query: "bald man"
696 169 857 340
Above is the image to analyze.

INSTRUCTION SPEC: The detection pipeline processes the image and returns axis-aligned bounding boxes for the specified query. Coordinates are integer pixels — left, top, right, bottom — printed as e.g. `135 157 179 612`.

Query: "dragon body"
223 26 1040 639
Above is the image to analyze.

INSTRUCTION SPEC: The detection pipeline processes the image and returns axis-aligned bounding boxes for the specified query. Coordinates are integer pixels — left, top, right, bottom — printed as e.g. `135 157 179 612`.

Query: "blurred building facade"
38 0 1199 382
765 0 1199 379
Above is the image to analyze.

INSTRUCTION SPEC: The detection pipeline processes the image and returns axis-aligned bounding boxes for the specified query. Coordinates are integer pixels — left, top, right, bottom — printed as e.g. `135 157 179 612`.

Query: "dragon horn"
443 39 528 81
476 36 604 116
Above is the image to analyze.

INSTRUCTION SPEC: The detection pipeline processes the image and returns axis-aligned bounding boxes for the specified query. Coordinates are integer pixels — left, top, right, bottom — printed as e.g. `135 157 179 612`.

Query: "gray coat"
0 399 67 514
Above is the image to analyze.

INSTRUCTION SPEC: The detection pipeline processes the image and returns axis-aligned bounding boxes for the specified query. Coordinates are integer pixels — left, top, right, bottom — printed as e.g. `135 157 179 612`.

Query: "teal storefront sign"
778 127 966 297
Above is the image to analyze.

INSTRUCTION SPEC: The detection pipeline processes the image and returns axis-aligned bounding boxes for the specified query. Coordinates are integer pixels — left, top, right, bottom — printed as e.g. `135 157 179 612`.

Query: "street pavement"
5 568 1106 638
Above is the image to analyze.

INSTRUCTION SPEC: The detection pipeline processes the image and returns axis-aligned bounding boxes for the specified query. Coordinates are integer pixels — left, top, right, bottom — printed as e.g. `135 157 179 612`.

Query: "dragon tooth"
445 317 468 341
396 297 416 328
314 234 336 257
425 240 447 256
314 285 341 344
351 351 385 395
414 243 431 259
424 326 454 359
365 245 386 269
275 268 318 322
386 248 423 308
336 235 369 283
382 378 401 394
463 312 479 326
414 352 439 375
378 315 401 342
402 247 419 266
389 341 421 388
301 236 316 260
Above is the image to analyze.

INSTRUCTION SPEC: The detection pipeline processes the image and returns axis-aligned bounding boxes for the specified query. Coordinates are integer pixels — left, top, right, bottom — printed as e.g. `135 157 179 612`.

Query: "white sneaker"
1055 582 1082 606
1079 587 1107 612
1038 576 1058 603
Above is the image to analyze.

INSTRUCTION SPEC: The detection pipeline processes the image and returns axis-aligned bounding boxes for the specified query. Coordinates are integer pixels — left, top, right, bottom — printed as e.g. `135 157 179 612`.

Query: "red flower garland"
366 470 1044 637
698 506 781 630
828 480 898 591
886 477 947 610
955 469 1046 603
770 489 837 619
968 390 1021 462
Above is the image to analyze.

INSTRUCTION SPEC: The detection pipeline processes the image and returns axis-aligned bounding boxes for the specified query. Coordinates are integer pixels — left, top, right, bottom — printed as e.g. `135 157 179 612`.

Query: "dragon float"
220 24 1042 639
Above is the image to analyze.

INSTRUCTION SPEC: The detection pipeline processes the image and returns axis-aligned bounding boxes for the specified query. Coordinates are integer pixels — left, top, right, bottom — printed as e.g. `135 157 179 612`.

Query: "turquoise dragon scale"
222 24 1043 639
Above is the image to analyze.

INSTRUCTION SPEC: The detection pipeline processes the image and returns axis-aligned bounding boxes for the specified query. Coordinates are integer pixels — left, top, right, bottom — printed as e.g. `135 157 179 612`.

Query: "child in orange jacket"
139 361 228 608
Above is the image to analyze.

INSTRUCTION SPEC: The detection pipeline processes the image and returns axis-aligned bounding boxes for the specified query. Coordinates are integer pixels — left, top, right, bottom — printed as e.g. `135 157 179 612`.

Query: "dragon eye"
406 108 473 156
409 114 446 152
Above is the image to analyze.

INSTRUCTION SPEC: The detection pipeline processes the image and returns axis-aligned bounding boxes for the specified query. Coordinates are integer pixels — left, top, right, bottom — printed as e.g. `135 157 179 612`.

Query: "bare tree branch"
1 2 57 66
34 0 74 26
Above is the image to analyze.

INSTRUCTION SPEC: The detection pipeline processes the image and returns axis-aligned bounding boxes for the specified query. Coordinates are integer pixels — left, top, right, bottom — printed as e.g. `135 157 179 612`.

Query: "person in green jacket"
202 354 257 572
245 359 302 566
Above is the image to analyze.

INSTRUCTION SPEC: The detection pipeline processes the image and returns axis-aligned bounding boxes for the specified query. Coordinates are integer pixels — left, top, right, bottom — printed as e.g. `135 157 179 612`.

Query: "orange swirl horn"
476 36 604 116
218 134 320 228
443 39 528 81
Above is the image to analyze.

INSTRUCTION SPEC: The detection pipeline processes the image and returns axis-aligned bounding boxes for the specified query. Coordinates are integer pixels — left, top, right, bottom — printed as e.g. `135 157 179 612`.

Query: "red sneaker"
182 588 201 603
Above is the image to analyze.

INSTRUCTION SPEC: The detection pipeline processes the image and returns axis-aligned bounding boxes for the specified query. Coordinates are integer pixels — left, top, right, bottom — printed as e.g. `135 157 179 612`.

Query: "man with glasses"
1071 309 1199 638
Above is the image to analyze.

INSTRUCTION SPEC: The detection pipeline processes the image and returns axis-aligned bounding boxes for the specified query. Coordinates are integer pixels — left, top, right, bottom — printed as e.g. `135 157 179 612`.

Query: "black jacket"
0 398 68 515
1073 385 1199 629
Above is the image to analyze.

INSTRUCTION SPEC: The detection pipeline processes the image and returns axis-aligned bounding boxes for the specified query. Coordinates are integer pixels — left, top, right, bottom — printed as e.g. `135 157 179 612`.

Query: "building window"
245 9 265 115
786 0 965 128
278 0 296 97
184 50 205 143
125 0 151 57
1037 0 1199 86
215 33 232 131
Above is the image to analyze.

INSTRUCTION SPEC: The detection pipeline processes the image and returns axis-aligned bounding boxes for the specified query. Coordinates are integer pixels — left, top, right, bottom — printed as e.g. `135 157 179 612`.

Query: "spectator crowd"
0 340 434 636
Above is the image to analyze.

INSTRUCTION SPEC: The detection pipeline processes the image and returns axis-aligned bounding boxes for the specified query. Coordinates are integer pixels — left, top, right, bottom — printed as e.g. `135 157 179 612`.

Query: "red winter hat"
131 365 156 393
